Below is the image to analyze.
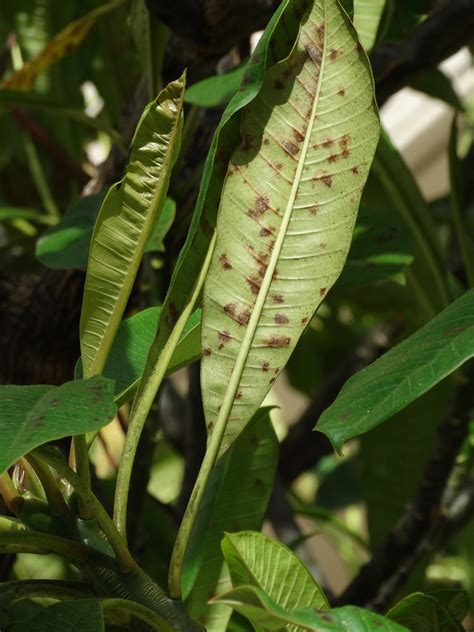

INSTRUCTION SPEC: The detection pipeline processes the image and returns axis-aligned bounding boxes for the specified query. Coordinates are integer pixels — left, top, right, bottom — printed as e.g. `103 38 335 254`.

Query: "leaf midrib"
209 3 328 452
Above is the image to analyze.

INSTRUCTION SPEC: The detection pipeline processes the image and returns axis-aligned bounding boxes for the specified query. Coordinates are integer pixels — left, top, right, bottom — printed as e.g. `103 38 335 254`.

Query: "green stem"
148 18 168 99
101 598 175 631
18 457 46 499
70 435 93 519
0 530 91 562
113 232 217 541
25 453 68 517
34 448 136 573
0 472 24 515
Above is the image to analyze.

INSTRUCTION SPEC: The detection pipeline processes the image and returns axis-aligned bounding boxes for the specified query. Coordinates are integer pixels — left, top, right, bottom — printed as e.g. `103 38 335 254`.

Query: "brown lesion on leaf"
320 242 327 250
340 134 352 149
275 162 283 171
167 301 179 326
337 87 346 97
219 252 232 270
270 293 284 304
263 138 270 146
293 128 305 143
328 147 350 163
269 377 276 385
264 335 291 348
275 313 289 324
313 173 332 188
351 166 359 175
305 43 321 64
203 347 212 357
246 275 261 295
218 330 232 348
260 226 274 237
235 390 243 400
309 205 319 215
241 133 254 152
223 303 250 326
283 141 299 157
201 217 213 237
319 287 327 297
261 361 270 372
301 316 309 324
329 48 342 61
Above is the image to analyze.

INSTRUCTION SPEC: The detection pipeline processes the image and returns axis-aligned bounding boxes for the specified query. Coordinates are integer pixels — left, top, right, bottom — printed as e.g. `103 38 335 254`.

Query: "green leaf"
202 0 379 457
387 592 465 631
36 192 106 270
338 170 414 287
222 531 328 630
353 0 386 51
8 599 104 632
144 197 176 253
0 206 50 224
134 0 300 414
80 73 185 378
431 590 470 625
184 410 278 630
215 585 408 631
410 70 464 111
316 290 474 452
185 65 246 108
37 194 175 270
76 306 201 405
372 131 450 318
0 377 116 474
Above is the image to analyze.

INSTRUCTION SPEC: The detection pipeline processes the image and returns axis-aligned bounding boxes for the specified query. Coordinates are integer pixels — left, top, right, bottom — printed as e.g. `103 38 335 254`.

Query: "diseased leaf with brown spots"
202 0 379 456
0 377 116 474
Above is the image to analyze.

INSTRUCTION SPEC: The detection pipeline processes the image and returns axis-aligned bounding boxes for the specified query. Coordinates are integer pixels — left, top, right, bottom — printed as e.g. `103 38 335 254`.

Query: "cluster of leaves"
0 0 474 630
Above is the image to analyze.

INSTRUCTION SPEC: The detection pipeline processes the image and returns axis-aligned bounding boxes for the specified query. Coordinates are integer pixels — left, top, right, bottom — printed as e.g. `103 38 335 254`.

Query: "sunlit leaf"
215 585 408 631
222 531 328 630
354 0 386 51
202 0 379 456
80 74 185 377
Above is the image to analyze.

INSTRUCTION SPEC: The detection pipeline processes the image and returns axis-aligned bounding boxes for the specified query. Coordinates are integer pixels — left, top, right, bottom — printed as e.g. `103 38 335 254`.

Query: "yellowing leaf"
2 0 124 91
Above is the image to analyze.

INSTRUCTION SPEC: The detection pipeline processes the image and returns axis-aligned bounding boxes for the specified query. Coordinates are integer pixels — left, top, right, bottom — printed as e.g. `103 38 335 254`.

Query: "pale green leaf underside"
202 0 379 455
80 75 185 377
222 531 328 632
185 412 278 631
317 289 474 452
353 0 386 51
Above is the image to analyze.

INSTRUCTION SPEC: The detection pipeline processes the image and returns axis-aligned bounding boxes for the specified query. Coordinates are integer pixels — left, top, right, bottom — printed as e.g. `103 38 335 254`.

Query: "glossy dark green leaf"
316 290 474 452
9 599 104 632
411 70 464 111
185 65 246 108
95 307 200 405
387 592 465 631
215 585 408 631
338 170 414 287
36 192 106 270
37 194 175 270
185 410 278 630
0 377 116 474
